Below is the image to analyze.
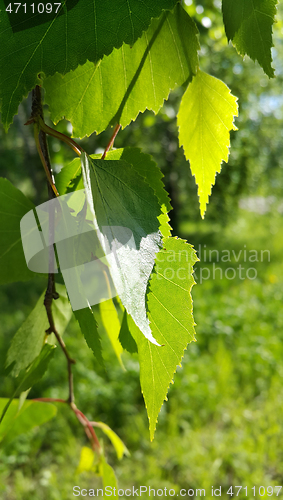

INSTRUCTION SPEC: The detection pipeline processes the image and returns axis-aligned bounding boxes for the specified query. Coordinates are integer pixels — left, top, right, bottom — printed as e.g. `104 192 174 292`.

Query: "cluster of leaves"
0 0 279 483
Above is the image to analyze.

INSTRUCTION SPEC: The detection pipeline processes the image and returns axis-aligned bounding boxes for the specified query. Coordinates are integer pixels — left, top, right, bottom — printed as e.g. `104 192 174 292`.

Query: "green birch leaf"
94 421 129 460
56 148 171 236
74 307 104 368
0 344 56 424
0 178 36 285
0 0 178 129
119 310 138 354
81 152 162 345
103 148 172 238
99 299 124 369
6 284 72 377
177 70 238 218
99 455 118 490
222 0 277 78
130 236 198 440
6 292 54 377
18 344 56 392
56 158 83 195
44 4 199 138
0 398 57 445
76 446 95 474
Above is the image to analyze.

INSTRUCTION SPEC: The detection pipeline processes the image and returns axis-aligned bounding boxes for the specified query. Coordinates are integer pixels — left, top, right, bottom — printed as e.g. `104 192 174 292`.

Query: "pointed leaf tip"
130 237 198 439
222 0 278 78
177 70 238 217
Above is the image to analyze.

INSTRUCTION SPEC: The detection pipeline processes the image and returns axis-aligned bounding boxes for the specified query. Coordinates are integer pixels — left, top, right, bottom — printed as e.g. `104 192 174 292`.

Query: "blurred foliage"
1 1 283 498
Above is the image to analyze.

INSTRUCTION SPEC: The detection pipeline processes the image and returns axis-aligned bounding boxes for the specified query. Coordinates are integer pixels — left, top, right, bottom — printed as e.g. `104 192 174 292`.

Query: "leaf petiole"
37 117 84 157
101 124 121 159
33 123 59 197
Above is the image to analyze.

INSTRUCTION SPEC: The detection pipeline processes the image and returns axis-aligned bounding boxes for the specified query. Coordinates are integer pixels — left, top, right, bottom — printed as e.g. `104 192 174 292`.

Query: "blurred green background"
1 1 283 499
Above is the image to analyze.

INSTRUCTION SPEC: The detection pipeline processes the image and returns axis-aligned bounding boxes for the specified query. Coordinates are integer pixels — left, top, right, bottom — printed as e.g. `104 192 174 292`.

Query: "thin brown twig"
70 402 101 452
34 128 59 197
101 123 121 159
31 85 76 404
43 246 76 405
31 398 101 452
28 86 59 197
29 86 101 454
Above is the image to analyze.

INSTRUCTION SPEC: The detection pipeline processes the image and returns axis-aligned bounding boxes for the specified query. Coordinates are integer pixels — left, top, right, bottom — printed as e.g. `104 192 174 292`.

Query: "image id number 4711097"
5 2 61 14
225 486 282 496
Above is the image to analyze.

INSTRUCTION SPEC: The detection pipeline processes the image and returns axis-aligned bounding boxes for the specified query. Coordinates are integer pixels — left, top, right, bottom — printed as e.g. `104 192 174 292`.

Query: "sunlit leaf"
44 4 199 138
56 158 83 195
177 70 238 218
94 421 129 460
0 0 178 128
99 300 124 369
76 446 95 474
99 455 118 490
130 236 198 439
56 147 171 237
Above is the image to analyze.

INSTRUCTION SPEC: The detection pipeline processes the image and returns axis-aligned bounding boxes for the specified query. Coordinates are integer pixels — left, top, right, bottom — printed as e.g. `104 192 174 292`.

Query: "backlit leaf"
94 421 129 460
44 4 199 138
56 158 83 195
0 0 178 129
76 446 95 474
56 148 171 237
99 455 118 490
177 70 238 218
130 236 198 439
99 300 124 369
